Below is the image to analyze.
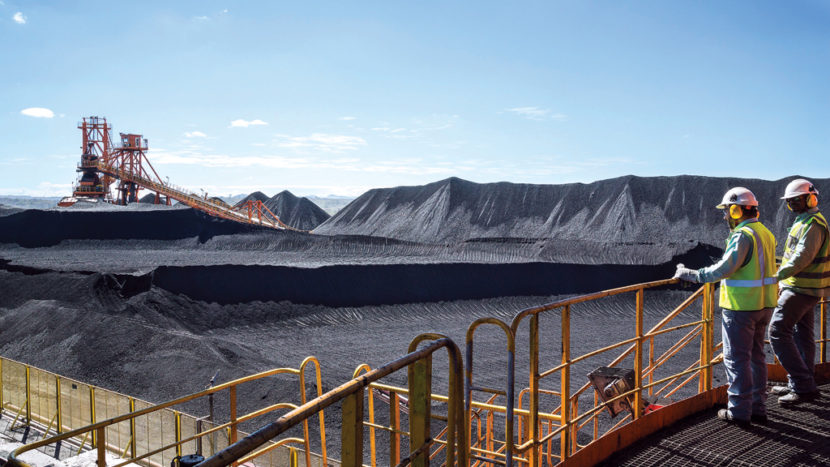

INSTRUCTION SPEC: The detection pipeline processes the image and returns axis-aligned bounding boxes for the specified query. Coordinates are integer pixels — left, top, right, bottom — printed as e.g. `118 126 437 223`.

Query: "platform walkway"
605 382 830 466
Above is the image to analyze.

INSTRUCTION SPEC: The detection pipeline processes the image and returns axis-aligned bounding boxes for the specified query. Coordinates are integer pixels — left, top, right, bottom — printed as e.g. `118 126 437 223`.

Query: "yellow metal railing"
4 284 828 467
198 334 467 467
456 278 717 465
2 357 331 467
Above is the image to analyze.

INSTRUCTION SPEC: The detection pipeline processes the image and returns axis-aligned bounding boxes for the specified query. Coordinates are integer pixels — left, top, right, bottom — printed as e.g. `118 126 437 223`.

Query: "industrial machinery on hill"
59 116 301 231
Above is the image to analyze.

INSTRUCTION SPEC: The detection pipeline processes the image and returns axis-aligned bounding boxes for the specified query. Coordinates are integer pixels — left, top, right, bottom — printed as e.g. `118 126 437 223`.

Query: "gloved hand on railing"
673 263 700 283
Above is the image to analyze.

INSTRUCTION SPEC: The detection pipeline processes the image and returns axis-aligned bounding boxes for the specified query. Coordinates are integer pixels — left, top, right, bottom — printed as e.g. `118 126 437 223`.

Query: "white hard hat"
781 178 819 200
716 187 758 209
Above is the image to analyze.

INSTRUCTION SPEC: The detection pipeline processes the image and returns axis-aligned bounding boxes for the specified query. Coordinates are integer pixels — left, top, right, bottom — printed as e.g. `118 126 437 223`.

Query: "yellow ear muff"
729 204 743 219
807 193 818 208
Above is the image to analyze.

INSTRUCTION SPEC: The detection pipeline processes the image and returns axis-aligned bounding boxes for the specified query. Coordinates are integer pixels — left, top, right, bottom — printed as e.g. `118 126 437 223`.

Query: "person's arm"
676 231 750 283
697 232 751 283
777 223 826 281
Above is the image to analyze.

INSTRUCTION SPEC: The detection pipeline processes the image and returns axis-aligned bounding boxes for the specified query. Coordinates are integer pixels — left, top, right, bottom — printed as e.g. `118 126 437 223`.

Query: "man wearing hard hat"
769 179 828 405
675 187 777 426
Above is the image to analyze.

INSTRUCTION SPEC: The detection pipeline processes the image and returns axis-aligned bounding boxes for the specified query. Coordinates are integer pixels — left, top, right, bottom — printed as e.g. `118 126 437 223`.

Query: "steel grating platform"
602 382 830 466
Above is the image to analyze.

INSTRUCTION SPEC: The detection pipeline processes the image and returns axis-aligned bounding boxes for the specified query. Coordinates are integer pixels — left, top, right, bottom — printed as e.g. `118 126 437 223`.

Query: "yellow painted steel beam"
528 313 539 467
408 353 432 467
341 390 364 467
390 392 401 465
89 386 96 448
129 398 136 460
634 289 644 420
25 366 31 424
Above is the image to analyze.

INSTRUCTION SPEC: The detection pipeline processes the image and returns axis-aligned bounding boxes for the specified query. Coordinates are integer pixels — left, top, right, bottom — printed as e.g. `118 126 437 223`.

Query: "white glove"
673 263 700 283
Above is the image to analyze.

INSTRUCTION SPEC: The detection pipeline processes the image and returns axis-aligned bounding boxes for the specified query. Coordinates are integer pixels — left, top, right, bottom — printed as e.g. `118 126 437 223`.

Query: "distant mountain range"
312 175 830 250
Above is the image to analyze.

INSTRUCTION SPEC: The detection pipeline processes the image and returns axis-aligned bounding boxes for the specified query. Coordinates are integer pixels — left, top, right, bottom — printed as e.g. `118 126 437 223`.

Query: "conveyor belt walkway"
90 160 302 231
605 382 830 466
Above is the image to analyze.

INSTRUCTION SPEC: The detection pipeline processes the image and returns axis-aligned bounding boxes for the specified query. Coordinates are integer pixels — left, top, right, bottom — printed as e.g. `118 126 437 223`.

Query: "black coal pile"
264 190 331 231
0 267 724 449
233 191 270 207
0 207 267 247
314 175 829 251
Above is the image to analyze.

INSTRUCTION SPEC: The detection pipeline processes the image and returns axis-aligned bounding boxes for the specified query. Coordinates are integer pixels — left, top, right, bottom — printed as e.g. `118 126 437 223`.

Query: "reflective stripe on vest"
722 227 778 288
782 212 830 289
719 221 778 311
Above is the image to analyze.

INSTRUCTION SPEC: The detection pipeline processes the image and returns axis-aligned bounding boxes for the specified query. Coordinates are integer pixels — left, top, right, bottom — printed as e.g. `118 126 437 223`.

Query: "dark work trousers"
769 289 819 394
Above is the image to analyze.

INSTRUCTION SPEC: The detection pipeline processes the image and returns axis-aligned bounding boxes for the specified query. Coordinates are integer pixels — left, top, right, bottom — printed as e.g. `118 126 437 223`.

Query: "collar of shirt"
732 217 759 232
795 207 820 222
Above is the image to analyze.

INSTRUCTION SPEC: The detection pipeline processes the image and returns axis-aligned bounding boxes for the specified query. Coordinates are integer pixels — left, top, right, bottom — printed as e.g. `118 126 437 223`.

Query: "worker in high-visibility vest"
769 179 828 405
675 187 777 426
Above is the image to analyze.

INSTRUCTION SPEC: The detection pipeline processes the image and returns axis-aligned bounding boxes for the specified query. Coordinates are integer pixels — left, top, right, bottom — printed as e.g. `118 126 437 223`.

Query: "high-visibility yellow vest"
781 212 830 290
719 221 778 311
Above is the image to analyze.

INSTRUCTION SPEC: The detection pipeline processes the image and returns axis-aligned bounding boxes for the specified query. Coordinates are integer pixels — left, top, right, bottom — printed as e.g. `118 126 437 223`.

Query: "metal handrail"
198 335 467 467
6 358 326 467
4 282 826 466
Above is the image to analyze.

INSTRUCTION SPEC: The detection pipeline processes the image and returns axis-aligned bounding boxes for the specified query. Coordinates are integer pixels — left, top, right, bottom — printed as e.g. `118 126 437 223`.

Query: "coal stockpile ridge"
314 175 830 248
0 207 267 247
124 241 714 306
233 191 270 207
138 193 157 204
264 190 331 231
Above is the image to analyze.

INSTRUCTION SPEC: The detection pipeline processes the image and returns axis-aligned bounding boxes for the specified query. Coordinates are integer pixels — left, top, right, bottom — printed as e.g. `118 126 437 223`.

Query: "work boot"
769 385 791 396
778 390 820 406
750 414 768 425
717 409 750 428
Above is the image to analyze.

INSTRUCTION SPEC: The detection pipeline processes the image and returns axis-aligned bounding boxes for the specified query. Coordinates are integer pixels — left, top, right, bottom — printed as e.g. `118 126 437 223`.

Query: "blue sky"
1 1 828 198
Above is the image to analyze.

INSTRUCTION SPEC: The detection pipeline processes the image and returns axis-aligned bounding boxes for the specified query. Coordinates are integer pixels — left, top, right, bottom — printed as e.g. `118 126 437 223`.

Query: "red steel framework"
67 116 301 231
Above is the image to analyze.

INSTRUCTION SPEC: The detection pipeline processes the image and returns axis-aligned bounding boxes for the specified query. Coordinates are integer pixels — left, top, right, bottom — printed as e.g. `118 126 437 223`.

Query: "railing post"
529 313 539 466
389 392 401 465
97 426 107 466
56 376 62 434
129 397 137 460
175 411 183 457
25 366 31 423
560 305 571 461
229 385 238 445
702 283 715 391
648 336 655 396
90 386 97 447
409 353 432 467
341 389 365 467
633 289 644 419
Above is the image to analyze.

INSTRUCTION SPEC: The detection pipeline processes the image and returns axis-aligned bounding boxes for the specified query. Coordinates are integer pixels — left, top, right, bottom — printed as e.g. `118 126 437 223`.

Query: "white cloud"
274 133 367 153
13 12 26 24
193 15 210 22
21 107 55 118
506 106 549 120
230 119 268 128
184 131 207 138
505 107 567 121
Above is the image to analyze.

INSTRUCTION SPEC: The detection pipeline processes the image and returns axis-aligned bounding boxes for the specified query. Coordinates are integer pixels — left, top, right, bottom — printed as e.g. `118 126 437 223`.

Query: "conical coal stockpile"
264 190 330 231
